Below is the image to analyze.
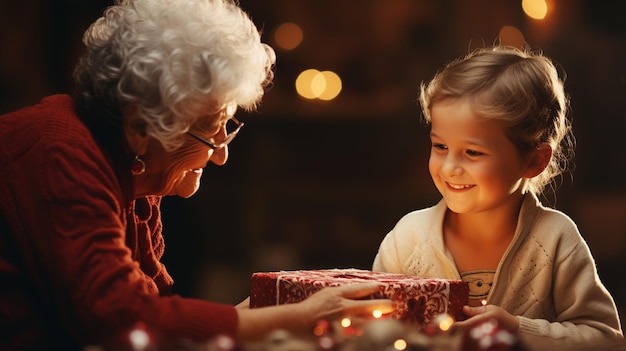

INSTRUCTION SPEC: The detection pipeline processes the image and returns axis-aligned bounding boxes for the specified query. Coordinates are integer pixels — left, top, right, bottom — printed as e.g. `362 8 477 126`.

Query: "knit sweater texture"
0 95 238 350
373 193 623 345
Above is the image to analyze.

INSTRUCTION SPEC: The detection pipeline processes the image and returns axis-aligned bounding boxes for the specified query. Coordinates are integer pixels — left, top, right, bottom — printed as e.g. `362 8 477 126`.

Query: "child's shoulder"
532 197 578 230
524 194 584 243
394 199 447 231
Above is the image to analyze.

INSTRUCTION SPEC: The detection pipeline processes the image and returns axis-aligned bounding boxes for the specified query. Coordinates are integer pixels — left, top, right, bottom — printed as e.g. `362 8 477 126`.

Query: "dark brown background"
1 0 624 321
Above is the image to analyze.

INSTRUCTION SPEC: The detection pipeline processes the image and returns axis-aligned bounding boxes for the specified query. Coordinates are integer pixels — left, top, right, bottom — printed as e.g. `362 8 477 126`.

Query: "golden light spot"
438 315 455 331
274 22 303 50
317 71 342 101
295 69 321 99
393 338 407 350
295 69 342 101
499 25 525 50
522 0 548 20
310 71 327 98
129 329 150 349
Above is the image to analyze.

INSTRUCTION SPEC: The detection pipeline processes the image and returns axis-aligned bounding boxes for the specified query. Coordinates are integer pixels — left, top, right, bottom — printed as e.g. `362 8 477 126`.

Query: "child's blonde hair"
419 46 575 196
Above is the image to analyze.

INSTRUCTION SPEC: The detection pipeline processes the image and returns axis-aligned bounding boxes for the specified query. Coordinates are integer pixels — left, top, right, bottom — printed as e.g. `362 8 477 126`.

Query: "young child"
372 46 623 345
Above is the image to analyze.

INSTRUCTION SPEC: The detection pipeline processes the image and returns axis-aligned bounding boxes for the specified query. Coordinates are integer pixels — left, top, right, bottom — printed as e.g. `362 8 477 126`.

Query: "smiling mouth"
447 182 473 190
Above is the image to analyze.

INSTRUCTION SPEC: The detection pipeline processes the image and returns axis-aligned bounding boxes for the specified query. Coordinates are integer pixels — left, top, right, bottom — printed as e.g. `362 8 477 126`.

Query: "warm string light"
481 299 488 314
212 334 236 351
338 316 365 337
393 338 408 350
128 328 150 351
436 315 455 332
318 335 335 350
372 309 383 319
423 313 456 335
306 311 525 351
340 317 356 337
294 314 519 351
313 319 330 336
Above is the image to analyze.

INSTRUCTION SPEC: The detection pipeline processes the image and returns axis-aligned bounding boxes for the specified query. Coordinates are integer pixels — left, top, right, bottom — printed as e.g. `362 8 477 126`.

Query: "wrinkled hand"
299 282 395 322
236 282 395 341
454 304 519 333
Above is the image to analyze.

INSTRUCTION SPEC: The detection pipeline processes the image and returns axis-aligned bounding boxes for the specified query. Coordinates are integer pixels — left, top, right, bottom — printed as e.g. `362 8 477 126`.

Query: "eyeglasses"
186 117 244 150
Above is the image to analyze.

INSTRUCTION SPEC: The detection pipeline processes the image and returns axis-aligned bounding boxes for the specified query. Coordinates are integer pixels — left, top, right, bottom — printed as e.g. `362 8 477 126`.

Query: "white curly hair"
74 0 275 150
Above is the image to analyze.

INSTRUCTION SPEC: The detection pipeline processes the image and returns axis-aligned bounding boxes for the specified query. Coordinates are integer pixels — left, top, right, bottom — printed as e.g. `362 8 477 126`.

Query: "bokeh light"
213 334 235 350
499 25 525 49
437 315 455 331
273 22 304 50
393 338 408 350
295 69 321 99
310 71 328 98
317 71 342 100
295 69 342 101
313 319 330 336
129 328 150 350
522 0 548 20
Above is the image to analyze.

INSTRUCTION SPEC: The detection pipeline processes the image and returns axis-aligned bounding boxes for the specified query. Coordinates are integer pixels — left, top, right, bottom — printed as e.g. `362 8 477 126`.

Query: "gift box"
249 268 469 326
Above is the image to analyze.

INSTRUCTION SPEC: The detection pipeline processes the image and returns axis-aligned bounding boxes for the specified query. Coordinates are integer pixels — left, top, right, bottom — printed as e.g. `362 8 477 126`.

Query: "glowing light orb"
296 69 321 99
295 69 342 101
313 319 330 336
522 0 548 20
499 25 525 50
274 22 303 50
316 71 342 101
393 338 408 350
213 334 235 350
129 329 150 350
318 335 335 350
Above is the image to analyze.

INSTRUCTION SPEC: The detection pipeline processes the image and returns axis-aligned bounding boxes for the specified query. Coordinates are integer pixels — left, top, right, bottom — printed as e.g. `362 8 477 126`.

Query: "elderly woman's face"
137 119 230 198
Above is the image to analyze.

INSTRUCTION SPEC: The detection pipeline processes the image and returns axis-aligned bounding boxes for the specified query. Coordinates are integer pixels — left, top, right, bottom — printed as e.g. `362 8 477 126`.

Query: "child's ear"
524 144 552 178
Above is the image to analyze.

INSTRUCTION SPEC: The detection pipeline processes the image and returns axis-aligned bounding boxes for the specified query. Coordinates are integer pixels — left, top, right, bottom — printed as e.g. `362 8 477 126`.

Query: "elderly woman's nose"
210 146 228 166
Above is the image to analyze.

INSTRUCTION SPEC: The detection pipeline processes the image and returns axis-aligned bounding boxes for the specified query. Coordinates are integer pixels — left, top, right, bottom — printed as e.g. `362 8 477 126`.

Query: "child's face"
428 98 529 215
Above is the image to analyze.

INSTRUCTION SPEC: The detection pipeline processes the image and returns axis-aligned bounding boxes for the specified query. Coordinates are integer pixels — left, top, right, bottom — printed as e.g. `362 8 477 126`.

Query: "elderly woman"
0 0 392 349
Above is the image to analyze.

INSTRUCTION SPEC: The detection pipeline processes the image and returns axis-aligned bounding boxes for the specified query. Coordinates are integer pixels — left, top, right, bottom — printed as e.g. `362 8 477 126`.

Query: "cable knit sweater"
0 95 238 350
373 193 623 345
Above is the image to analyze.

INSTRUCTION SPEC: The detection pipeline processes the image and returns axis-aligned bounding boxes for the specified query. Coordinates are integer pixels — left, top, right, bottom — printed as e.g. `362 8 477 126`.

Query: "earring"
131 155 146 175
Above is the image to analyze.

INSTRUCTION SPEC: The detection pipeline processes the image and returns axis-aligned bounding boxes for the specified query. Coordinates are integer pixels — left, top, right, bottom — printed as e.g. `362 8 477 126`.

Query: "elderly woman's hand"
236 282 394 341
298 282 394 321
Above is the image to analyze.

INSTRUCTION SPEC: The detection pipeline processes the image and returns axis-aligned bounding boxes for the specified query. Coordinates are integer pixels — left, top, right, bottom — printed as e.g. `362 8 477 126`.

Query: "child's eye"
466 149 483 156
432 143 447 150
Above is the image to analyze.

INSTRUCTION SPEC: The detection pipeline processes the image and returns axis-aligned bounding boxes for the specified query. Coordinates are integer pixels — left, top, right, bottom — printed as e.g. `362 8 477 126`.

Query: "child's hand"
454 304 520 333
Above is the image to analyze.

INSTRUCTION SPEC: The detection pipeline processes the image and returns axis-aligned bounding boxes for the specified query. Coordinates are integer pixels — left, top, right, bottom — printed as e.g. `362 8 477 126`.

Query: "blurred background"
1 0 625 320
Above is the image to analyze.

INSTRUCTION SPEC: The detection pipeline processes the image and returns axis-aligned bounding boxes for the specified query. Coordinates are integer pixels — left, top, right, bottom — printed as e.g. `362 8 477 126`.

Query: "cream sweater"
373 193 623 346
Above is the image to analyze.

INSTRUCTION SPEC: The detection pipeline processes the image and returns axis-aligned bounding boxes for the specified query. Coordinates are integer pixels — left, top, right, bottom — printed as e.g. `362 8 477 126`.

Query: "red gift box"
250 269 468 326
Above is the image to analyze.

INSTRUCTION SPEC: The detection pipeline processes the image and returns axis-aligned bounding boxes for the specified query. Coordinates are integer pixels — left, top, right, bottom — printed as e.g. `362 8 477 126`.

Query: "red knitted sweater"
0 95 238 350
